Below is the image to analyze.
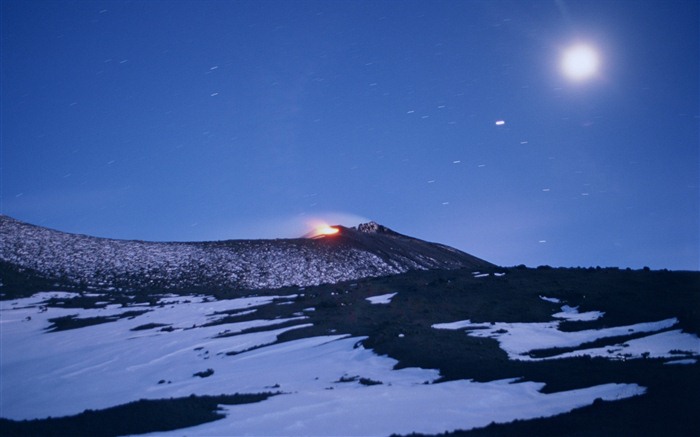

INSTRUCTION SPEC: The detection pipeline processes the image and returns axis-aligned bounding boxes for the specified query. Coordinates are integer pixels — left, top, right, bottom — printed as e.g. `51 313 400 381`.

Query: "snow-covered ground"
434 303 700 362
1 291 647 436
147 379 642 437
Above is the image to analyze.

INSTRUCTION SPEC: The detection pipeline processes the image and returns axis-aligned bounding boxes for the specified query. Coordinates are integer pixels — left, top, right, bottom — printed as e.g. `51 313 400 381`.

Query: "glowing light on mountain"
304 220 341 238
317 225 340 236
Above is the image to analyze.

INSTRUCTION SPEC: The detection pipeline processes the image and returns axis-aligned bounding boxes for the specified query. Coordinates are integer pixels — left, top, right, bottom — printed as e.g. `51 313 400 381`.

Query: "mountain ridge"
0 215 493 295
1 214 699 436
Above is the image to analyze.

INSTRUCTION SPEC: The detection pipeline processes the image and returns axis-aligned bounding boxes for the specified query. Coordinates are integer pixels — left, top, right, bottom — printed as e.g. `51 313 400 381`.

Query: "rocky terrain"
0 215 492 295
1 215 698 436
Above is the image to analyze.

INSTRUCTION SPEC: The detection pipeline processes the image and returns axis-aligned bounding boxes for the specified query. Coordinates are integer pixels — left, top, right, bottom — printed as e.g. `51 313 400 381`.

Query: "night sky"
2 0 698 270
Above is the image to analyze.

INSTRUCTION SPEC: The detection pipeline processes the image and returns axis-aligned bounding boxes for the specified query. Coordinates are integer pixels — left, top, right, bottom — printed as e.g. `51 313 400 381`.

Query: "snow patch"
546 329 700 361
151 381 643 437
539 295 561 304
433 315 691 362
552 305 604 321
366 293 397 305
664 358 697 365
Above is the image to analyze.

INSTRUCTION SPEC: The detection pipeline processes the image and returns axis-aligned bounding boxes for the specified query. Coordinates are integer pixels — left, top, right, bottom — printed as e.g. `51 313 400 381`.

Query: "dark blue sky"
2 0 698 270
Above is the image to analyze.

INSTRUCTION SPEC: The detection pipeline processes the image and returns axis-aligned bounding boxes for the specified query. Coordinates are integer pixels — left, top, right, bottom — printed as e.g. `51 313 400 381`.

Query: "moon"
561 44 599 81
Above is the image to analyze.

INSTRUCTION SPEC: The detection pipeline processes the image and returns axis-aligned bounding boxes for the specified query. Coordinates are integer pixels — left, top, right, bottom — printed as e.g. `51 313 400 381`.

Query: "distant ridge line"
0 214 493 294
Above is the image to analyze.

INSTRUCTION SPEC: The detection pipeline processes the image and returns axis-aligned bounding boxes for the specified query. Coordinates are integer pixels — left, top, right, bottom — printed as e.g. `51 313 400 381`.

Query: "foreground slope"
0 215 492 296
1 267 698 436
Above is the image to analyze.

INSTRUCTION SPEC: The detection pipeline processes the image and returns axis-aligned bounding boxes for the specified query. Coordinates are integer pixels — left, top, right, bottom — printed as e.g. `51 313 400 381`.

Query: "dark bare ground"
0 393 280 437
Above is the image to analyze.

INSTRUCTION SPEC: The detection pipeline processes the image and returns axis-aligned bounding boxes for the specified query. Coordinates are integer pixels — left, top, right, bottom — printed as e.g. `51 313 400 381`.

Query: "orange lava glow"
304 221 341 238
317 225 340 236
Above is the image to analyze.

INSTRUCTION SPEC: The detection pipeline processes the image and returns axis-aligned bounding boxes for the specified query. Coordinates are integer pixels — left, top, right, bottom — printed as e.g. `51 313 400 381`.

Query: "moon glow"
561 44 599 81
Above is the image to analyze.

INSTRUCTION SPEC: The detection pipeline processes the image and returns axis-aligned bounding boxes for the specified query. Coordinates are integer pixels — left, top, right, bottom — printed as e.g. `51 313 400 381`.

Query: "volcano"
1 214 698 437
0 215 492 296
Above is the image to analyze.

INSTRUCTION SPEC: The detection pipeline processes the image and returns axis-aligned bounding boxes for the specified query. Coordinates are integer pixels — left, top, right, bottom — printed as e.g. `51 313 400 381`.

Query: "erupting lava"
315 225 340 237
304 221 341 238
316 226 340 235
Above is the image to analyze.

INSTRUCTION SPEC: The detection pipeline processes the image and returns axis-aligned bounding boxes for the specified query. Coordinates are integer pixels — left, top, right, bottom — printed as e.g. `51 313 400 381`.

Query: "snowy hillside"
0 215 492 295
1 216 698 436
0 289 666 435
1 267 699 436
